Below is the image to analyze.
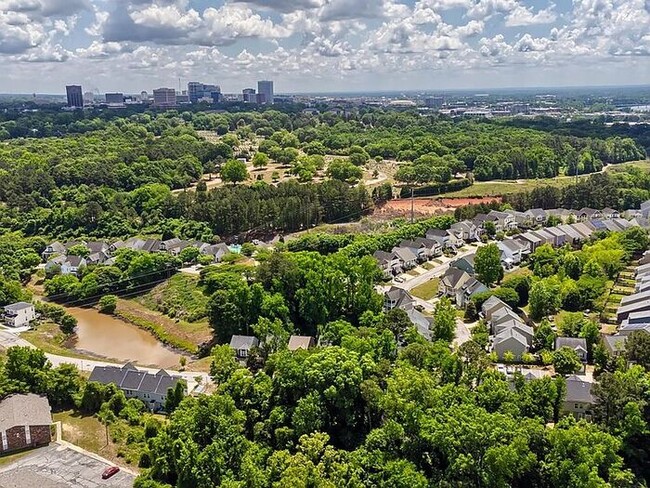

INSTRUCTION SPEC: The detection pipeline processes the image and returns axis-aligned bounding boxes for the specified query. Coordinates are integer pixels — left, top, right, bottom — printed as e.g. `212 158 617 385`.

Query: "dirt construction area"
374 196 501 218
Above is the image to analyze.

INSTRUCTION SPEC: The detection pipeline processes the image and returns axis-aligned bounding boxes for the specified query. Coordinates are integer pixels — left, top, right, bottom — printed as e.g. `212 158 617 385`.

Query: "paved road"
395 244 484 291
0 329 210 393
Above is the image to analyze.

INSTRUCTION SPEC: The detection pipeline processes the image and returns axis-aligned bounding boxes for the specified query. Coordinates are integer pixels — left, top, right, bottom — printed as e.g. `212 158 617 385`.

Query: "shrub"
98 295 118 314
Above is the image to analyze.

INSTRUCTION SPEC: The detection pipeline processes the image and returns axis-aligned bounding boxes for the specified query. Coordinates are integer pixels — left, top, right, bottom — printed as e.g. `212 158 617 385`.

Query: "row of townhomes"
42 238 234 276
438 208 644 309
610 250 650 354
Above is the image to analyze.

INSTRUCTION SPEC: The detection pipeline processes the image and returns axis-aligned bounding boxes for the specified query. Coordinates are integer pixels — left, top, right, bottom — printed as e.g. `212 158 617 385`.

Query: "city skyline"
0 0 648 94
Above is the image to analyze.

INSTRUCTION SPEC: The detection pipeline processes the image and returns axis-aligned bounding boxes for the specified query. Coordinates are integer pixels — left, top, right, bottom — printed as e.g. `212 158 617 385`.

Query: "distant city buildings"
66 85 83 108
188 82 221 103
105 92 124 105
152 88 176 108
242 88 256 103
257 80 274 104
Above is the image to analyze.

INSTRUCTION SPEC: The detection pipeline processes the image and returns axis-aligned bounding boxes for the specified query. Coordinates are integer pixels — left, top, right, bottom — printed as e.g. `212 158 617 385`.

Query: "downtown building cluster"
65 79 274 109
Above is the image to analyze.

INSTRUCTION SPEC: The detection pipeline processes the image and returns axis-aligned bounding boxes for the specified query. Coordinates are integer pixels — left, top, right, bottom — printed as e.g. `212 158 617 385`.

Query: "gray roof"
414 237 439 248
518 232 542 243
426 228 448 238
526 208 547 219
373 250 395 264
4 302 33 312
0 394 51 431
385 287 414 309
392 246 418 263
482 295 509 314
498 239 526 253
229 335 259 350
442 267 470 289
565 375 594 404
555 337 588 351
86 241 108 253
65 255 85 267
620 290 650 307
494 327 528 346
557 224 583 241
89 363 182 396
602 335 628 354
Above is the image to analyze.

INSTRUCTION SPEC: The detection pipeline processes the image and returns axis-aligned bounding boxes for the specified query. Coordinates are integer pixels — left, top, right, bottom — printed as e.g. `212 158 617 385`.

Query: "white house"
3 302 36 327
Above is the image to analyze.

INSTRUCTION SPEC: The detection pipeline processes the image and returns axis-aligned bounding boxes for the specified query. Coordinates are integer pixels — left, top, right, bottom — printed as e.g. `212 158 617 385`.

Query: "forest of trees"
0 107 646 243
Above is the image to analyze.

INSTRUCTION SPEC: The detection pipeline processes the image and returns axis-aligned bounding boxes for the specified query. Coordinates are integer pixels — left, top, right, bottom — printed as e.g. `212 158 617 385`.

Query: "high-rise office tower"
105 93 124 105
188 82 221 103
242 88 256 103
257 80 274 105
66 85 83 108
152 88 177 108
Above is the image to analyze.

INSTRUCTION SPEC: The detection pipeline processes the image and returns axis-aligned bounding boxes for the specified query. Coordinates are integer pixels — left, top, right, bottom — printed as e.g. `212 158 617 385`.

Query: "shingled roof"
89 363 181 396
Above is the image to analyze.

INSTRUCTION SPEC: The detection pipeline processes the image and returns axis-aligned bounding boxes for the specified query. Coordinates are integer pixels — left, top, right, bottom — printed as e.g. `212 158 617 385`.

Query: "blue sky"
0 0 648 94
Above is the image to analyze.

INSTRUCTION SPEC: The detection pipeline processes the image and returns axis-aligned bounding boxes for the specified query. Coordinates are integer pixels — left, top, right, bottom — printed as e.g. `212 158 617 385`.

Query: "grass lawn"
52 410 129 467
438 178 575 199
411 278 440 301
21 322 88 360
503 266 533 281
437 160 650 199
421 262 435 270
406 269 420 276
116 299 212 354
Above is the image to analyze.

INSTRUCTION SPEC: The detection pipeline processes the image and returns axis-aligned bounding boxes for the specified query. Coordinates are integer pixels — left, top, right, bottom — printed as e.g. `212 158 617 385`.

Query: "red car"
102 466 120 479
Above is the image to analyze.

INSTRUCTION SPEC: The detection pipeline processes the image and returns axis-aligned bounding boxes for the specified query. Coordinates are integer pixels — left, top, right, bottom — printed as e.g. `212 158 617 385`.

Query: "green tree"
210 344 242 384
164 380 186 413
534 319 556 351
475 244 503 286
553 347 582 375
431 297 456 342
59 314 77 335
529 278 561 320
624 331 650 370
252 152 270 169
221 159 249 184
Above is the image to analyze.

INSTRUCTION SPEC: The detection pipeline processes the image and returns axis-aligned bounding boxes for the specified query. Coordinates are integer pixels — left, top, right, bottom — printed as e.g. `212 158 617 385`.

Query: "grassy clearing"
21 322 88 360
53 410 154 469
437 178 574 199
411 278 440 301
503 266 533 281
137 274 209 323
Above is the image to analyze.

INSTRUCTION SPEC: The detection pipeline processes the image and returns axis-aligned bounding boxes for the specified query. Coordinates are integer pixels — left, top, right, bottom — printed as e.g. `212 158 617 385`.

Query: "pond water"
65 306 183 369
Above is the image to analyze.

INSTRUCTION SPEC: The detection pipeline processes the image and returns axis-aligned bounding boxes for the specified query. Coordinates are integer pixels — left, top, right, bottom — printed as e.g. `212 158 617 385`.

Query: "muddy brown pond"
65 306 184 369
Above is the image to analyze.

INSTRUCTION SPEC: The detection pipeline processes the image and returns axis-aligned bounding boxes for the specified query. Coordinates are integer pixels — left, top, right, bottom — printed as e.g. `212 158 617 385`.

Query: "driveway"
0 444 135 488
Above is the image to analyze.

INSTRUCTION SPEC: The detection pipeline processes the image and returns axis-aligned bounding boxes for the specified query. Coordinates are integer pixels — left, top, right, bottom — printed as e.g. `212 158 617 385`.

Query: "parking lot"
0 445 135 487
